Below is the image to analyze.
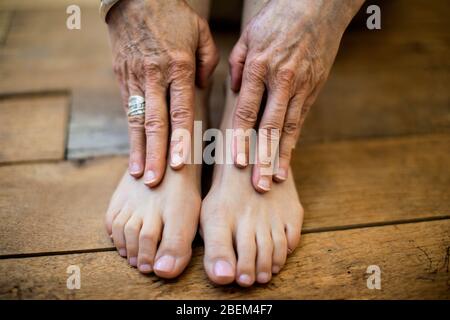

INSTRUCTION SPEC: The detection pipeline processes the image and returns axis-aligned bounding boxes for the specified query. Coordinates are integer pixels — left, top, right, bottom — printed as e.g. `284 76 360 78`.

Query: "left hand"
229 0 364 192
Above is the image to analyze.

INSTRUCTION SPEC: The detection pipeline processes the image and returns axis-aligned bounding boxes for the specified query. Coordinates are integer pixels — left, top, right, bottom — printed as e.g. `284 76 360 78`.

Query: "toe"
255 229 273 284
137 214 162 273
153 209 198 279
124 215 143 267
271 223 288 274
201 216 236 285
235 225 256 287
112 210 132 257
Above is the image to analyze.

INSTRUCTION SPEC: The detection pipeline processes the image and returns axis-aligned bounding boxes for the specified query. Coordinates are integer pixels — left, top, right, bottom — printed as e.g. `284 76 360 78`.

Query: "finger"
232 59 266 168
228 30 248 92
126 69 146 178
169 58 195 170
252 79 291 193
275 93 305 182
196 17 220 88
143 75 169 187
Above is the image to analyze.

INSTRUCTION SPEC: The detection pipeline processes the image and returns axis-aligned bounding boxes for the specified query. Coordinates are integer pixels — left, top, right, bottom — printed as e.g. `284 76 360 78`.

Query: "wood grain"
0 94 69 163
0 134 448 255
0 220 448 299
0 157 126 256
297 134 450 231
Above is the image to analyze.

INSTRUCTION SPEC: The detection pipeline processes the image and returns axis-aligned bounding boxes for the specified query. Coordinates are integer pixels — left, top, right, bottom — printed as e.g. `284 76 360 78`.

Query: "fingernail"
129 162 141 175
129 257 137 267
275 168 287 181
236 153 247 167
257 272 271 283
118 248 127 257
144 170 156 184
139 264 152 273
171 152 184 168
272 265 280 274
257 177 271 192
214 260 234 277
154 255 175 273
238 274 253 286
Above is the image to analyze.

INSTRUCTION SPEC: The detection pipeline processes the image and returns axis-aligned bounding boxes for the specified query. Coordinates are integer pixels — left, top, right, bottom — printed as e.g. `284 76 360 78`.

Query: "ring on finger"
127 95 145 117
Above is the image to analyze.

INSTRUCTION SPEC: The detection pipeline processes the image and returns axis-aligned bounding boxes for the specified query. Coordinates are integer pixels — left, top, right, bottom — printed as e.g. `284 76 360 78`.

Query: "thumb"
196 18 219 88
228 30 248 92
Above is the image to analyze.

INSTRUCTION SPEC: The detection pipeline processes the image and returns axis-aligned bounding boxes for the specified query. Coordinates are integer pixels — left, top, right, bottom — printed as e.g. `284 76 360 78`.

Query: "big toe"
201 215 236 285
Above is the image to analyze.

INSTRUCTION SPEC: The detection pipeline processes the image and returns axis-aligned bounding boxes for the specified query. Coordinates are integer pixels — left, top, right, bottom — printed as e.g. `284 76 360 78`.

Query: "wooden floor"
0 1 449 299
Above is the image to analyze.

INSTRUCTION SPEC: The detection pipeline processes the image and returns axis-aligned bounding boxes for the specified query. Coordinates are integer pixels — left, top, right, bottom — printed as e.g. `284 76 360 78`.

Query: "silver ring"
127 95 145 117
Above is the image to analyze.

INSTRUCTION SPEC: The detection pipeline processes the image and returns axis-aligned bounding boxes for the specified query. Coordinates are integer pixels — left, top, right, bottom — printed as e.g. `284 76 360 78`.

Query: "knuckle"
127 115 145 128
170 106 192 126
283 120 298 136
112 220 122 231
169 56 194 80
144 113 166 134
275 68 296 89
235 105 258 125
142 59 163 81
245 59 267 83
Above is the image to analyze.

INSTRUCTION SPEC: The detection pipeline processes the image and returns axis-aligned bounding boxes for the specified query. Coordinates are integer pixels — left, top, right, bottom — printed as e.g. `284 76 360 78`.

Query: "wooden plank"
0 157 126 256
0 93 69 163
0 220 448 299
0 134 448 255
298 134 450 231
0 11 12 45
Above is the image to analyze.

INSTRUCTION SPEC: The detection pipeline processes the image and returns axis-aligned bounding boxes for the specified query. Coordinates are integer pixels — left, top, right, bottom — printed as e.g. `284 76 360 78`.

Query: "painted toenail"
238 274 253 285
129 257 137 267
171 153 183 167
214 260 234 277
257 272 271 283
236 153 246 166
257 177 271 191
118 248 127 257
275 168 287 181
154 255 175 272
144 170 156 184
139 264 152 273
130 162 141 175
272 265 280 274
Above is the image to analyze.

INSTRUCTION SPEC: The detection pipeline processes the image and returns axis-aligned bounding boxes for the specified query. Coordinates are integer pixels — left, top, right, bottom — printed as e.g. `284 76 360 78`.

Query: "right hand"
107 0 219 186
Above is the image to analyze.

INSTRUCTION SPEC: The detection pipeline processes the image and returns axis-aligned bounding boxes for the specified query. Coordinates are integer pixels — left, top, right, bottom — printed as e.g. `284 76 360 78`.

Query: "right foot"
105 163 201 279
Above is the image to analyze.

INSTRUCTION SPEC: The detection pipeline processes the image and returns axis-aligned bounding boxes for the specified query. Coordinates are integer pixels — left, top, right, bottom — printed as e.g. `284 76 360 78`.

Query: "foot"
201 163 303 286
105 164 201 278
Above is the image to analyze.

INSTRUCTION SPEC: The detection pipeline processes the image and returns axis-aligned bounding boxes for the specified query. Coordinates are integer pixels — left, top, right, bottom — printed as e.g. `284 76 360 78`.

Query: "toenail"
238 274 253 286
171 153 183 167
272 265 280 274
139 264 152 273
154 255 175 273
257 177 271 191
118 248 127 257
236 153 246 166
144 170 156 184
275 168 287 181
139 264 152 272
130 162 141 175
257 272 271 283
129 257 137 267
214 260 234 277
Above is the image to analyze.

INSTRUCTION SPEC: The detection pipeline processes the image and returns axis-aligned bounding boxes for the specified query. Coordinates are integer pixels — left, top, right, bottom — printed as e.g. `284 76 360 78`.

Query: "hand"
107 0 219 186
229 0 364 192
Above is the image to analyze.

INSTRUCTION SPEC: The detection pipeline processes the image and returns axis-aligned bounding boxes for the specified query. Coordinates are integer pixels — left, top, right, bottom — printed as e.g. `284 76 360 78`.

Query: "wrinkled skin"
229 0 364 192
107 0 219 187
